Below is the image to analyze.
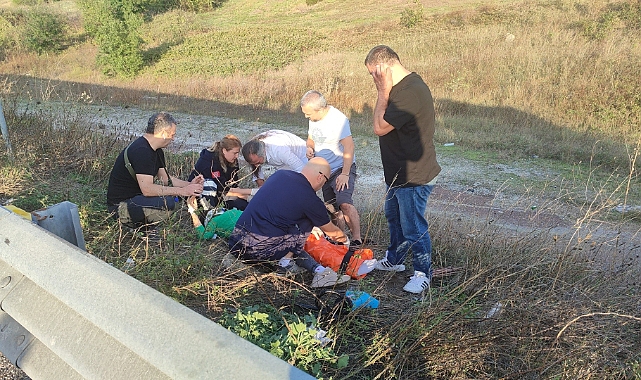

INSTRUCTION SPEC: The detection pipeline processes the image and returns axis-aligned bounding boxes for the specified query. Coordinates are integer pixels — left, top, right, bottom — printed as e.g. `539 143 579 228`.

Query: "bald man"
228 157 350 288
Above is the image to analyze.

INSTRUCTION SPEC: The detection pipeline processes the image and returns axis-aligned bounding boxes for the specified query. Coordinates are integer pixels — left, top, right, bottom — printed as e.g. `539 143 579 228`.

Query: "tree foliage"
22 10 66 54
78 0 143 78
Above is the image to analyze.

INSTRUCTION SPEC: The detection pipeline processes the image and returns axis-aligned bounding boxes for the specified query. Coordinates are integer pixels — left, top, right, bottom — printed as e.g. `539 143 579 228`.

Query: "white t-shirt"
307 106 354 172
253 130 308 181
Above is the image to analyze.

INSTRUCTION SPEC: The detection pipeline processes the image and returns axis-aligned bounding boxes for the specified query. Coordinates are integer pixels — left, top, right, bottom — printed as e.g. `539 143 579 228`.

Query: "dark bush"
22 10 66 54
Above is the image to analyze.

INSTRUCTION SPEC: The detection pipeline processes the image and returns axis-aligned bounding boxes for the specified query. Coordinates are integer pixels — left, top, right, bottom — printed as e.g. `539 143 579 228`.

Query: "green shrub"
0 12 19 57
219 305 348 377
151 26 324 77
79 0 144 77
400 0 424 28
22 10 66 54
95 14 144 77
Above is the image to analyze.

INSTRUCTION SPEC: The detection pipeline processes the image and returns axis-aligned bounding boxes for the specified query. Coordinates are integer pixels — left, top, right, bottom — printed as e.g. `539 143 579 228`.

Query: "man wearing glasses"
228 157 351 288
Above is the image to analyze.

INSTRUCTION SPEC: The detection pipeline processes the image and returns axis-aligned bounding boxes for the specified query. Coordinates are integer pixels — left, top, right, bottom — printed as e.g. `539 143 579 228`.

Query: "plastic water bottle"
345 290 379 309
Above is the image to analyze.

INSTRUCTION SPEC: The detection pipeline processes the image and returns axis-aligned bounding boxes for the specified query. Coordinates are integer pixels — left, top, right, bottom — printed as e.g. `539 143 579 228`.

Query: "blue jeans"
384 184 434 276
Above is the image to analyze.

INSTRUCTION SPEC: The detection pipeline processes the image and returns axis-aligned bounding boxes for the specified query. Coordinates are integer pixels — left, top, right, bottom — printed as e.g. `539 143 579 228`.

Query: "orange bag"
303 235 374 279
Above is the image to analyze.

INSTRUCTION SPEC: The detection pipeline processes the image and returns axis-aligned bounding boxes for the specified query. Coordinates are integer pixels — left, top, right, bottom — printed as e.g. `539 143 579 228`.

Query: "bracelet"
340 173 349 177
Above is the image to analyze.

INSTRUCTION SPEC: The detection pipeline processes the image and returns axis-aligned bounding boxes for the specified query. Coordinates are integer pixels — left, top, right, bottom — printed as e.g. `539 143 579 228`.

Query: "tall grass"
0 0 639 175
1 0 641 377
1 91 640 378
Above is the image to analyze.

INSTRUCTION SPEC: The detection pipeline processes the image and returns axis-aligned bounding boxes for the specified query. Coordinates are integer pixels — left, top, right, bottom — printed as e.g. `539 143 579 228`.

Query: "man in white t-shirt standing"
300 90 364 246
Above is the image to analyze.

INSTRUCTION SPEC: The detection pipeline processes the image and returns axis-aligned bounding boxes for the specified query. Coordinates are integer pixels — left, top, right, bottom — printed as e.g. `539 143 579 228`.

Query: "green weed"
219 304 348 378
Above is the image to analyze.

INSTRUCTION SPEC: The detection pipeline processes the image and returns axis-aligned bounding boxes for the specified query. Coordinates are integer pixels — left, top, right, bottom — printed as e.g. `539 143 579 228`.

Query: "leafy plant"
21 10 66 54
79 0 144 77
400 0 424 28
219 304 348 377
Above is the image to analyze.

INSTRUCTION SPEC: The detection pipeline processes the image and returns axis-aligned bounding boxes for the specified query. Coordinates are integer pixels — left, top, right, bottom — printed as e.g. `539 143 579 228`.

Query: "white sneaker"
403 271 430 294
374 257 406 272
357 259 378 276
311 268 350 288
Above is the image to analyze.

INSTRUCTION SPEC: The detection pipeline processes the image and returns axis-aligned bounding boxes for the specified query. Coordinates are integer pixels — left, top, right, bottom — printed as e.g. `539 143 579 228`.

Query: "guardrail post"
0 101 13 161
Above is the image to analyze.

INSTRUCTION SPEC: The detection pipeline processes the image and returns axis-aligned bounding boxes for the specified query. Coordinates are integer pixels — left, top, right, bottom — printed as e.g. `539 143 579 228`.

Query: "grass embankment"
1 0 640 173
1 0 640 378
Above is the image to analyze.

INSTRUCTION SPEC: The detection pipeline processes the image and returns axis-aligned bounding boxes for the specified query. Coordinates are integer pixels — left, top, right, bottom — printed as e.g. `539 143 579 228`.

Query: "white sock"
414 270 426 277
314 265 326 274
357 259 377 276
278 258 292 267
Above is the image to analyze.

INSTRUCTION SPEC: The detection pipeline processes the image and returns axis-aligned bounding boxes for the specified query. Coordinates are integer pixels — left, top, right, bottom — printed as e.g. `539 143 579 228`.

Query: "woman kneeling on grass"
187 134 256 211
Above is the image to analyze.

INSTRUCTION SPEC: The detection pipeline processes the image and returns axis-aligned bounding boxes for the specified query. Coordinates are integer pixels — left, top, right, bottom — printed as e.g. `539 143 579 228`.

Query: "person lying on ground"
186 195 242 240
228 157 351 288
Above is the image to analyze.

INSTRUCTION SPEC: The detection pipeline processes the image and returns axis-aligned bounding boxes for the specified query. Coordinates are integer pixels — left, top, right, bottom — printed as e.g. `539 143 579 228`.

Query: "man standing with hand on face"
300 90 364 246
364 45 441 294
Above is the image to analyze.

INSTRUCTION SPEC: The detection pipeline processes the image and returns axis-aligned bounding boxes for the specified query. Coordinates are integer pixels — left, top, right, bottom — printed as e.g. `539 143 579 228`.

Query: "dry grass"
2 106 640 379
0 0 639 172
1 0 641 378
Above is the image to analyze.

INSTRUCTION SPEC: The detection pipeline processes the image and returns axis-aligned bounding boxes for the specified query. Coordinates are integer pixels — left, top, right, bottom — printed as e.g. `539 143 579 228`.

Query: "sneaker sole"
374 264 406 272
403 282 430 294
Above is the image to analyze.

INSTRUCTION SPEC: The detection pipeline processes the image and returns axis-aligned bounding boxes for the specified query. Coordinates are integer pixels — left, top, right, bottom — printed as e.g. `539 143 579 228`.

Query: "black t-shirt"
106 136 166 205
381 72 441 187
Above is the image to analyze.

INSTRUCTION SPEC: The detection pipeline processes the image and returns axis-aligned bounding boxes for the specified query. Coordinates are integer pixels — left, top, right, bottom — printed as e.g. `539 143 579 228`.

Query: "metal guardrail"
0 206 315 379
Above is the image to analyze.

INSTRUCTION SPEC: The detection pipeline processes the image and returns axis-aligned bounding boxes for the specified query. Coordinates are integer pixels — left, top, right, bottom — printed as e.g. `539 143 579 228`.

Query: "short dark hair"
241 139 265 164
364 45 401 66
146 112 177 134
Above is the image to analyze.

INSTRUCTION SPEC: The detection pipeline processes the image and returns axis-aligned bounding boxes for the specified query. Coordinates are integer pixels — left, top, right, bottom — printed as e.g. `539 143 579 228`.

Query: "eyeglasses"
319 171 330 183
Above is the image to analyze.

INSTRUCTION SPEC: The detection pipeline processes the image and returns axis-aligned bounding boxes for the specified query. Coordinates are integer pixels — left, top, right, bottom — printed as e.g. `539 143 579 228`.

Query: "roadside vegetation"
0 0 640 378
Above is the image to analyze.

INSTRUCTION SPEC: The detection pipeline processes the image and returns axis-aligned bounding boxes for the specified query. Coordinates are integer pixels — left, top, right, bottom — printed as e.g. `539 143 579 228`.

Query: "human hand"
191 174 205 185
187 196 198 213
335 174 349 192
371 64 393 95
306 147 315 159
311 226 324 240
183 182 203 196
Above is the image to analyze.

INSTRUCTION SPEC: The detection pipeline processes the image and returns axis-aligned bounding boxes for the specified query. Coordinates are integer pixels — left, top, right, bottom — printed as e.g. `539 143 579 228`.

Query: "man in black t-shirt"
365 45 442 294
107 112 204 230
